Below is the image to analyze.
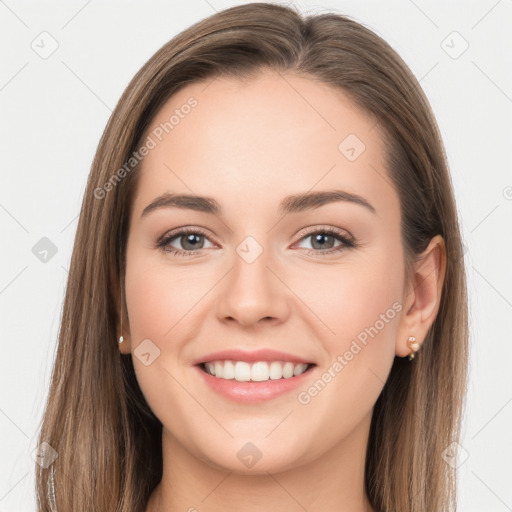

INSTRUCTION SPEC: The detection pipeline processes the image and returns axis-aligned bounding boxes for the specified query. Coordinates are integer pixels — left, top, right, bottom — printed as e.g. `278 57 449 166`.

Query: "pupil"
183 234 203 250
312 234 333 250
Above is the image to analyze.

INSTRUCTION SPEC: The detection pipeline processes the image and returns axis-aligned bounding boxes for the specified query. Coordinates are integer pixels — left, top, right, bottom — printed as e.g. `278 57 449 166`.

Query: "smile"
201 360 313 381
195 360 317 403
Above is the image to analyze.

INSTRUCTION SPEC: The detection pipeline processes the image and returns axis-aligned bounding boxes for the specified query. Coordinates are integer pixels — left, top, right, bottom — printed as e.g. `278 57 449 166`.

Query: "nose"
215 243 291 328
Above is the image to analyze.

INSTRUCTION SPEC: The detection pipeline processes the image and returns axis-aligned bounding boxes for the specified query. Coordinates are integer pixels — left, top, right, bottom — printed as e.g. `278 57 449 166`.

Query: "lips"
192 348 315 366
193 361 317 403
191 348 317 402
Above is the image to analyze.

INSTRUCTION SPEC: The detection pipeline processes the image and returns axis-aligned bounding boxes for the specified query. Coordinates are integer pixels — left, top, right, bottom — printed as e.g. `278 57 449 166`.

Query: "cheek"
286 248 404 354
124 253 201 429
292 253 403 443
295 255 403 439
332 262 403 347
124 249 222 397
125 253 212 342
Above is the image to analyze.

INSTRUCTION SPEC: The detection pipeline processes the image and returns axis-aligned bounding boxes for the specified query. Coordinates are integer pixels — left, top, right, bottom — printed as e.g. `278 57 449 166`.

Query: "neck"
146 411 375 512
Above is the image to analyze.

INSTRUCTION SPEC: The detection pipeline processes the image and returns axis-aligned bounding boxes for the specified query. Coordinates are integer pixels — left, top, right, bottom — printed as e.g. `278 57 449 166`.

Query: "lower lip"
194 364 316 403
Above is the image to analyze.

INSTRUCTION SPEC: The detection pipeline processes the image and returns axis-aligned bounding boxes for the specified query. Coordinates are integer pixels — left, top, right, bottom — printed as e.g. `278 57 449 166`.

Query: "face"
123 70 405 473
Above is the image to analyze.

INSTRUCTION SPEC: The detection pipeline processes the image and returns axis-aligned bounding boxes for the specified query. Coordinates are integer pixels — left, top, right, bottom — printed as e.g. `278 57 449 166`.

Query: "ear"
395 234 447 358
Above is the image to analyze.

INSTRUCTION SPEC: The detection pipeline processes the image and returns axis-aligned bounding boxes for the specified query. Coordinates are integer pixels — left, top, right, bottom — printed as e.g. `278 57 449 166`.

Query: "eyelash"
156 226 357 257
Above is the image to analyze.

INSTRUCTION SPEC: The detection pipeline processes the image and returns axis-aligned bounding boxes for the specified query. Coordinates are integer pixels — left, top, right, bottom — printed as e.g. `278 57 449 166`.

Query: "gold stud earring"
118 284 125 344
407 336 420 360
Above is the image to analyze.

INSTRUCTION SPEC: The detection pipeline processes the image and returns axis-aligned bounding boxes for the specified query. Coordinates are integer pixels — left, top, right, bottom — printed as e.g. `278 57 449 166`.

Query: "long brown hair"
35 3 469 511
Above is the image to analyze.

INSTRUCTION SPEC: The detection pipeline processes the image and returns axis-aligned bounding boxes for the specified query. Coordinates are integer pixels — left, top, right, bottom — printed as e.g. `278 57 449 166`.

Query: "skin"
118 70 446 512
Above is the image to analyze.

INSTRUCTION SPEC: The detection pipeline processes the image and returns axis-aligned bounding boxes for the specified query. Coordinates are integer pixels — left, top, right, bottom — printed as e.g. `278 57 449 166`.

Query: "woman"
35 3 469 511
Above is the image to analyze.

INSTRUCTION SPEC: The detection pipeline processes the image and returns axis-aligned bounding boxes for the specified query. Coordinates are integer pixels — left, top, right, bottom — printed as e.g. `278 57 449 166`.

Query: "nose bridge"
216 234 290 326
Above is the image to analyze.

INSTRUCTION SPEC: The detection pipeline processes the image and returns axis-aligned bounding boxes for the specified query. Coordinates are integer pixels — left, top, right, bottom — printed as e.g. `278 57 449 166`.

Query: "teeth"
203 360 310 381
235 361 251 381
283 362 294 378
269 361 283 380
223 360 235 379
250 362 268 382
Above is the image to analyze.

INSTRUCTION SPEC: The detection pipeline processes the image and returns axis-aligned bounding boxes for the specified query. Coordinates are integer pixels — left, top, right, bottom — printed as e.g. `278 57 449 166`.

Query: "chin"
189 437 308 475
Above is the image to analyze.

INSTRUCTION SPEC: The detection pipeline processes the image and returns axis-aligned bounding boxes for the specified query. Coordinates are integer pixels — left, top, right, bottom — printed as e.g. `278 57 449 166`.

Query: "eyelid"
161 225 212 239
158 225 216 245
295 224 354 241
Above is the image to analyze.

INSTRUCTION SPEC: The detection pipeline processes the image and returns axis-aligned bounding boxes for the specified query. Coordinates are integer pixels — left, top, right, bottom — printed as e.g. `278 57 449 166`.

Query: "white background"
1 1 511 510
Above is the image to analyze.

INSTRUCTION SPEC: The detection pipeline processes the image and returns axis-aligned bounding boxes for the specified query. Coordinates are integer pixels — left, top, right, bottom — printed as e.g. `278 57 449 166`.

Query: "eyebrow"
141 189 376 218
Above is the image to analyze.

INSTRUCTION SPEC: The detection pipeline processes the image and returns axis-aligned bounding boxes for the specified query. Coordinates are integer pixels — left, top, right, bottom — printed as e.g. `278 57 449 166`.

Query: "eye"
156 227 215 257
294 226 356 256
156 225 357 258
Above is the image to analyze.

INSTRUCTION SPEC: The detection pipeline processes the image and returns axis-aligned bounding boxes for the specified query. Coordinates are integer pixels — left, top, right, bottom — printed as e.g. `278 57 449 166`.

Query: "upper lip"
192 348 316 365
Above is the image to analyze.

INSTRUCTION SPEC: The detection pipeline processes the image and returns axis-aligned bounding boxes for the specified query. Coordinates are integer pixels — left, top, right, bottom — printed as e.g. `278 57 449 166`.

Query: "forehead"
132 70 397 222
